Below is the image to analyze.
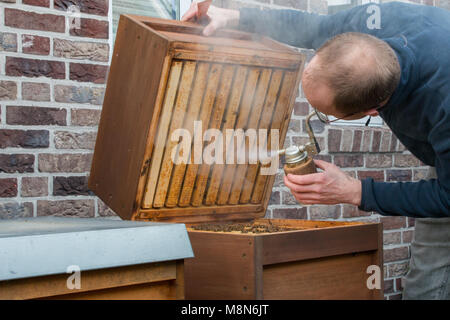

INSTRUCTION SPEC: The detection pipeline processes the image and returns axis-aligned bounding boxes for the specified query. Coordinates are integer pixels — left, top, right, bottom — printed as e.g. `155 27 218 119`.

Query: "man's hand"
283 159 362 206
181 1 240 36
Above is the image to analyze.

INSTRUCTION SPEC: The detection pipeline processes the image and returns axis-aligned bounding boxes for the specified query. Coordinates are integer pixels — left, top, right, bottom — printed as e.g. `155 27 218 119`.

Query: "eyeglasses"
314 107 380 127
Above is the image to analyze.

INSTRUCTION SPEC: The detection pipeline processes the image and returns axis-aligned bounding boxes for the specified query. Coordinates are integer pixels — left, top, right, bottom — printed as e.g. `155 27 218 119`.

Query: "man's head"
302 32 401 120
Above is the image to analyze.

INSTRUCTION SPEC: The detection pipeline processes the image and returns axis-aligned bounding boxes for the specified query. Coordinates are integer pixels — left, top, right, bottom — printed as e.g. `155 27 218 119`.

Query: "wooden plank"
372 223 384 299
139 203 263 219
45 281 176 300
138 209 264 224
142 60 183 208
240 69 282 204
176 261 185 300
251 72 295 203
228 68 271 204
0 261 177 300
134 54 172 213
153 61 197 208
217 68 260 205
88 15 169 220
173 49 301 69
190 65 236 206
263 252 378 299
184 232 258 299
178 64 223 207
205 66 249 205
260 223 380 265
134 15 300 55
165 62 211 207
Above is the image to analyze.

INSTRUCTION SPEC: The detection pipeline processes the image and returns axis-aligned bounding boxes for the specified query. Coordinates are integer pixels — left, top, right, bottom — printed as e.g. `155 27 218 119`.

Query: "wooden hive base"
184 219 383 300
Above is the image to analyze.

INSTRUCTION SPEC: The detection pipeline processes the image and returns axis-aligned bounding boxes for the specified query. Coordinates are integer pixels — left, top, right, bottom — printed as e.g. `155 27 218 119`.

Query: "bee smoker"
279 111 322 176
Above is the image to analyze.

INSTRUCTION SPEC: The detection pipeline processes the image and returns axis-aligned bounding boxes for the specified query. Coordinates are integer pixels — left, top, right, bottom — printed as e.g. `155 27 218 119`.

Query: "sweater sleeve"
359 100 450 218
238 4 381 50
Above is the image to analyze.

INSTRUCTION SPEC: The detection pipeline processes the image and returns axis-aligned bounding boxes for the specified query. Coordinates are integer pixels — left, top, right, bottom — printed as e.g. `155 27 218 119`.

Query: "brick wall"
0 0 448 300
0 0 112 218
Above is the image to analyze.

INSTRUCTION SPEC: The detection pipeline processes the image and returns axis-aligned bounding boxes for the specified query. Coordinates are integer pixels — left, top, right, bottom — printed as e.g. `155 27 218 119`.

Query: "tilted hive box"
89 15 383 300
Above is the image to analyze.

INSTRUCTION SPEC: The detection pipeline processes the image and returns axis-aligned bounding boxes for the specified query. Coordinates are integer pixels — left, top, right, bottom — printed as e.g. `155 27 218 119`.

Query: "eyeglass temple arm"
305 111 321 155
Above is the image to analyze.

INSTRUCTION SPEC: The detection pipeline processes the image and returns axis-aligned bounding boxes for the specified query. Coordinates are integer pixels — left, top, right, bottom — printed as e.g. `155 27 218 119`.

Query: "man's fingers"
314 159 334 171
181 2 198 21
203 20 220 36
286 172 324 185
284 176 321 194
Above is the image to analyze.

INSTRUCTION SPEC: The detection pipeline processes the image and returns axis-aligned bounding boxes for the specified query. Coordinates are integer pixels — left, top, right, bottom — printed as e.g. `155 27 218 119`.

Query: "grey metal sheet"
0 217 194 281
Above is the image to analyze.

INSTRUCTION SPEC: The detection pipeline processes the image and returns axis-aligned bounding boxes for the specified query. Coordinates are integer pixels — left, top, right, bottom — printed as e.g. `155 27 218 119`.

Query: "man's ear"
364 108 379 117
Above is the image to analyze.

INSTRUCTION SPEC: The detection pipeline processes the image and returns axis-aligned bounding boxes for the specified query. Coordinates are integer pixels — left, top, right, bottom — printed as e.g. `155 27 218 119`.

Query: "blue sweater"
238 2 450 218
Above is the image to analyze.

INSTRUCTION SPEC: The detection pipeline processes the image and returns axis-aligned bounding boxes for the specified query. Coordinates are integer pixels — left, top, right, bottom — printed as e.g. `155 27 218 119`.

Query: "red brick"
54 0 109 16
69 63 108 84
334 154 363 168
23 0 50 7
6 57 65 79
37 199 95 217
0 80 17 100
386 169 412 182
352 130 362 152
0 32 17 52
288 119 301 134
282 190 298 205
394 154 421 167
341 129 353 152
0 202 33 219
389 134 398 152
5 8 65 33
309 205 341 219
0 129 49 148
384 279 394 294
53 176 93 196
22 35 50 55
22 82 50 101
70 18 109 39
342 204 371 218
98 198 117 217
361 130 372 152
408 217 415 227
71 108 101 126
402 230 414 243
371 130 382 152
383 231 401 245
380 216 406 230
328 129 342 152
384 246 409 262
272 207 307 219
365 154 392 168
6 106 66 126
38 153 92 173
269 190 280 205
357 170 384 182
0 154 35 173
21 176 48 197
293 101 309 116
380 131 392 152
0 178 17 197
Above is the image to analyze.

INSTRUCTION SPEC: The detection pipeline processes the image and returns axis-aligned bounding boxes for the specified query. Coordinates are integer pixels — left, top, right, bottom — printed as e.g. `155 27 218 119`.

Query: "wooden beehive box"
89 15 383 300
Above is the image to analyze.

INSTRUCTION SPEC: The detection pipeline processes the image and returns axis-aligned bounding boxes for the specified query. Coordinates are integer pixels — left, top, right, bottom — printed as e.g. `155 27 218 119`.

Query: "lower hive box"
183 218 383 300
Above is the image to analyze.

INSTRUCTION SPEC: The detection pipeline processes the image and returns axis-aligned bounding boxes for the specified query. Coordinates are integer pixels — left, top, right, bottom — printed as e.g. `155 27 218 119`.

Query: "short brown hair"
313 32 401 114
